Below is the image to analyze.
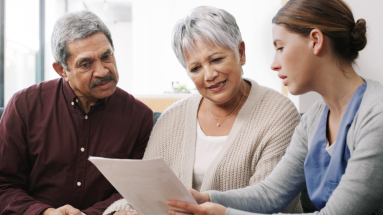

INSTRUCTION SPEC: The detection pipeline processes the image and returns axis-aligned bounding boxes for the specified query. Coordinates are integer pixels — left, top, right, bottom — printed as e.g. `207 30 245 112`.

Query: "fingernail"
167 200 173 206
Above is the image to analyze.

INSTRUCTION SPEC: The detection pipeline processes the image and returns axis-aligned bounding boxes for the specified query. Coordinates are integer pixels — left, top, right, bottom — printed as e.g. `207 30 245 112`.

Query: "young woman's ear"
309 29 324 55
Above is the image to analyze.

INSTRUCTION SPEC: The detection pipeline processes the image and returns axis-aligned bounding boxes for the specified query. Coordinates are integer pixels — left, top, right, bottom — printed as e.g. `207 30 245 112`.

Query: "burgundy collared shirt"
0 78 153 215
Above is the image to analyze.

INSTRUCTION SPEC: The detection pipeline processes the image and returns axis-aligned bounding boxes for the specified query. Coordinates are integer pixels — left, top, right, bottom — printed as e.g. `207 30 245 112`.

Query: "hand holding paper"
89 157 197 215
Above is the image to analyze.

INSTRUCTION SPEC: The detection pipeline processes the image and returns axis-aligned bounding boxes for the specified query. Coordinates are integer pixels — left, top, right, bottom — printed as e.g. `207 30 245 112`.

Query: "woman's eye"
190 66 200 72
277 47 284 51
212 58 223 63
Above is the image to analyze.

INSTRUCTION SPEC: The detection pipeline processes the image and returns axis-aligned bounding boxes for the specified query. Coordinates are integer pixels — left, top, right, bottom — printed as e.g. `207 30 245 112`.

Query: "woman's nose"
204 66 218 81
270 56 281 71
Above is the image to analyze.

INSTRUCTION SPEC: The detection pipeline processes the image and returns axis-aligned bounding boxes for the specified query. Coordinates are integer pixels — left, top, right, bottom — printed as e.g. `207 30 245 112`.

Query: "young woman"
167 0 383 214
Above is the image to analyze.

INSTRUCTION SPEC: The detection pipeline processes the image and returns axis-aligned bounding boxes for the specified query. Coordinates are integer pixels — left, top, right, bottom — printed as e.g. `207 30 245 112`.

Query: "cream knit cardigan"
103 79 303 215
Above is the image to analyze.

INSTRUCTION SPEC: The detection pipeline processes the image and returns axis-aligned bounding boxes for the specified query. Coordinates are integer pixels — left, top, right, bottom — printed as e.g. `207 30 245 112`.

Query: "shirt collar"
62 78 109 108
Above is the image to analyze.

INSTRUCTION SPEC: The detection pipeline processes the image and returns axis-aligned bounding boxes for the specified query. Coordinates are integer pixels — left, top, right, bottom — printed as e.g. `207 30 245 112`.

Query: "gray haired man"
0 11 153 215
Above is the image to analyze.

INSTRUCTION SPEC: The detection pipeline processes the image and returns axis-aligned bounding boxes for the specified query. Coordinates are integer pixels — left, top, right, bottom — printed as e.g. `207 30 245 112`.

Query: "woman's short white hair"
172 6 242 68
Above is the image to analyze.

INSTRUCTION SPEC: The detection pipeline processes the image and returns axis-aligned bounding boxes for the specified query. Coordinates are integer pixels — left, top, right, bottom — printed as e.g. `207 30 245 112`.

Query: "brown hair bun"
273 0 368 63
351 19 367 52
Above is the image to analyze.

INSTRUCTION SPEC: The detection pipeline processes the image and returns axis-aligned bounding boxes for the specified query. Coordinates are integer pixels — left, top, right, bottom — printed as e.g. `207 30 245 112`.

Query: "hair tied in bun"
351 18 367 51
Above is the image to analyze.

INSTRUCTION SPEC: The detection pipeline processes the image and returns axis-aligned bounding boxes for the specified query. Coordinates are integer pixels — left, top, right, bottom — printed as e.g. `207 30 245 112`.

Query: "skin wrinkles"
53 32 119 113
186 40 247 108
185 40 250 137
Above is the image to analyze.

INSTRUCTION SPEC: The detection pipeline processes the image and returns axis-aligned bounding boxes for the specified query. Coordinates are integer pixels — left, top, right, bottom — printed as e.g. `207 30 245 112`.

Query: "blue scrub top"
304 82 367 210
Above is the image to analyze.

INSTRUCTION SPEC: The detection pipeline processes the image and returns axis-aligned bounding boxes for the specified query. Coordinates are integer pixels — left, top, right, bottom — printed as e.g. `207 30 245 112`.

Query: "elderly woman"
104 6 302 215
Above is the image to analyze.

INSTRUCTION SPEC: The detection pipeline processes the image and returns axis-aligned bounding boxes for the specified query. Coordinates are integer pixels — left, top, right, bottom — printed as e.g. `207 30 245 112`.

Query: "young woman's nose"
270 55 281 71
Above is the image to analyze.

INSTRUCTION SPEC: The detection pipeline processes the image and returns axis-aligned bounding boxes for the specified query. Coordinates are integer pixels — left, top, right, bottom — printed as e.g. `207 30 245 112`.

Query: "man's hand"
186 187 210 204
167 201 227 215
42 205 83 215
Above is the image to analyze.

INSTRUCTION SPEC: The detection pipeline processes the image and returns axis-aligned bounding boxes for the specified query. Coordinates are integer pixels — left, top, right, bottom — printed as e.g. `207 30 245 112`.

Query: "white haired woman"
103 6 302 215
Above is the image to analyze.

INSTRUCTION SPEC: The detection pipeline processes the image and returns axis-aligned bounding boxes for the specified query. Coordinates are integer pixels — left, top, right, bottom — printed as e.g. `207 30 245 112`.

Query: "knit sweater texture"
103 79 302 215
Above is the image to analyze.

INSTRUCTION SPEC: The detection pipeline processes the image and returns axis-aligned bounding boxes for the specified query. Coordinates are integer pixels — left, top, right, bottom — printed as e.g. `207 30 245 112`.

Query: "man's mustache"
89 75 115 88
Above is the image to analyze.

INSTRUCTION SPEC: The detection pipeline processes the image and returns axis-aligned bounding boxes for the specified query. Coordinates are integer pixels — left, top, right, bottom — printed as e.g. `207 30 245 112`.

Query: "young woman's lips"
278 74 288 86
208 80 227 92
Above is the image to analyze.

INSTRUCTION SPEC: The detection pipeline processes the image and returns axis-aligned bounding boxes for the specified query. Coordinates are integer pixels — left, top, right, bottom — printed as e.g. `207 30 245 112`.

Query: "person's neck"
77 96 98 114
209 80 250 119
316 64 364 119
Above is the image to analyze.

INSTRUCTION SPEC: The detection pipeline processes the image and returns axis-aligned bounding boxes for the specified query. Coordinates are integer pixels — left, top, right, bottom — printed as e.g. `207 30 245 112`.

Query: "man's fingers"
61 204 82 215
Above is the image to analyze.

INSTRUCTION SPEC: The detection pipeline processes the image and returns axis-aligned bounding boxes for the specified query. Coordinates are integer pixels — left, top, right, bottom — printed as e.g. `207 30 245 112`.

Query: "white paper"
89 156 197 215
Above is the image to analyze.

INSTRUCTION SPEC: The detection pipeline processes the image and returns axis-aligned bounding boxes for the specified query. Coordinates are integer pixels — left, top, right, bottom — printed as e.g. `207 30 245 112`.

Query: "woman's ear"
238 41 246 65
309 29 324 56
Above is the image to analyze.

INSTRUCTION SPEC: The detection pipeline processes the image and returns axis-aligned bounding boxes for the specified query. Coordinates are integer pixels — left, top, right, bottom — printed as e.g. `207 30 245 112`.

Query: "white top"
192 122 228 191
325 140 336 156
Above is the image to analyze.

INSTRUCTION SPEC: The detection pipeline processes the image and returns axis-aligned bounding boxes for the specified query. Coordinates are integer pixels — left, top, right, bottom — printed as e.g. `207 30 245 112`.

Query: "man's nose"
93 61 109 77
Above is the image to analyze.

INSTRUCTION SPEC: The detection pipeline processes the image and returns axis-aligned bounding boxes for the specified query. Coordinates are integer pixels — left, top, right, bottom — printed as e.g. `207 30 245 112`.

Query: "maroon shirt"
0 78 153 215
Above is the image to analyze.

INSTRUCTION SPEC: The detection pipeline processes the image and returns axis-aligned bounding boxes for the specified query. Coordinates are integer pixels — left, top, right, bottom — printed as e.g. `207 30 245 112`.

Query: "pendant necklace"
209 85 246 127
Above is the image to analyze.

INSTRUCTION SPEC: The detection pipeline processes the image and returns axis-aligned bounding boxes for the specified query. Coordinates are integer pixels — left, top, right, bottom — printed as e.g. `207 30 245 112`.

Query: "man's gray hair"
51 10 114 71
172 6 242 68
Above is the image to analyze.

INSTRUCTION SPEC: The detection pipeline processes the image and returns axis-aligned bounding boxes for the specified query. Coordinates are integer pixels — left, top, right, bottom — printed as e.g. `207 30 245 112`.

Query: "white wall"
298 0 383 113
130 0 282 95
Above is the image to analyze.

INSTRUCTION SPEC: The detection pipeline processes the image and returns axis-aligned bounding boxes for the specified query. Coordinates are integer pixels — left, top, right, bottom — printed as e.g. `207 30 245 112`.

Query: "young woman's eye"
277 47 284 51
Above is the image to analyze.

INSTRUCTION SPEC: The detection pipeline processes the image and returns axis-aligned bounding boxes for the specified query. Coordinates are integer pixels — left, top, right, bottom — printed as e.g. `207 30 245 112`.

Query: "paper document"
89 156 197 215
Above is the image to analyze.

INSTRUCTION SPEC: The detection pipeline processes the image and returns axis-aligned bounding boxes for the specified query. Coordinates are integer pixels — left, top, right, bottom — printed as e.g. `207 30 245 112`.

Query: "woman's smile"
208 80 227 92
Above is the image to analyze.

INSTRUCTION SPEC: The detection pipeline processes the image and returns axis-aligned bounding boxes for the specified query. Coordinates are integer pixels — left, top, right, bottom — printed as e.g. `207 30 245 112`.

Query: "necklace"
209 85 246 127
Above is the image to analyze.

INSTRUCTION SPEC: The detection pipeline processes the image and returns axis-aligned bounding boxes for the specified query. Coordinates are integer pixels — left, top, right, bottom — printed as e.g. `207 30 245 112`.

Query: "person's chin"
93 84 117 99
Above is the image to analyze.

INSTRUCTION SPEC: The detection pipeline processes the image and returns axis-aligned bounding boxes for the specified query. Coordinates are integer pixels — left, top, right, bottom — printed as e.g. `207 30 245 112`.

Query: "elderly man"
0 11 153 215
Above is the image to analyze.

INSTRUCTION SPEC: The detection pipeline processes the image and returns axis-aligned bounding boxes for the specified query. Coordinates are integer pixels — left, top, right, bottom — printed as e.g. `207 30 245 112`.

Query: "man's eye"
81 62 91 68
102 54 111 61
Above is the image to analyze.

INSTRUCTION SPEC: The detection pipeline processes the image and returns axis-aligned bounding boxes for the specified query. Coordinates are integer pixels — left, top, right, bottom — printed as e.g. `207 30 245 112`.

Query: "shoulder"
358 79 383 115
156 93 200 125
351 80 383 143
13 78 60 99
247 79 299 122
10 79 61 108
112 87 152 116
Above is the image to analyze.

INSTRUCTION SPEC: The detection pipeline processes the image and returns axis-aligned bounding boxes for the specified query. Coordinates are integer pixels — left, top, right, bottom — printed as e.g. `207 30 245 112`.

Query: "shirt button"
71 102 74 106
77 182 81 186
85 115 88 119
81 147 85 152
76 99 79 103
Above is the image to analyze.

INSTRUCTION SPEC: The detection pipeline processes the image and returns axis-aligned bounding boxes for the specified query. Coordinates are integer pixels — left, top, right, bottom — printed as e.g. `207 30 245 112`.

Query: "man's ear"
238 41 246 65
309 29 324 56
53 62 68 80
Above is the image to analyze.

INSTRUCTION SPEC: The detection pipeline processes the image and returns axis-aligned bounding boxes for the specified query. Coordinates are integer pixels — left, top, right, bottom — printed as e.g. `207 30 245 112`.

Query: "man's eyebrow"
76 57 93 66
102 49 112 56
